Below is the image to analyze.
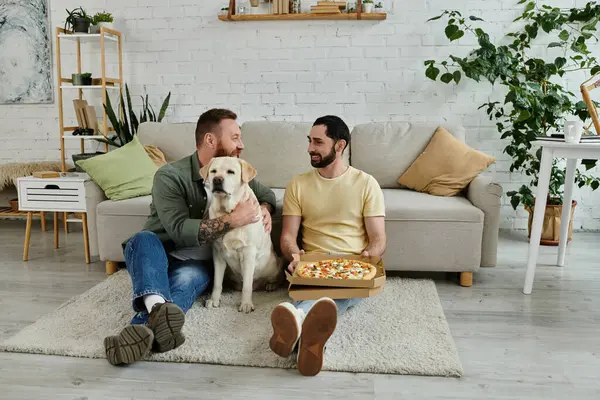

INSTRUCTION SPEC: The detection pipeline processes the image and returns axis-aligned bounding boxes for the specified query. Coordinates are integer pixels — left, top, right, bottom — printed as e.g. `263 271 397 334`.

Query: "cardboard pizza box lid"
288 283 384 301
285 253 386 289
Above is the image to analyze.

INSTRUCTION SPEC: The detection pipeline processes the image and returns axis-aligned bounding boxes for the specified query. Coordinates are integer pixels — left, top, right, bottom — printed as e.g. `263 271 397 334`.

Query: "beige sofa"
90 121 502 286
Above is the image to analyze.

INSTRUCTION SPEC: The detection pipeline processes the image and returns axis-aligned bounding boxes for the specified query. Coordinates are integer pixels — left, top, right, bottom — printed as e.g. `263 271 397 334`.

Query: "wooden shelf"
60 85 121 90
218 12 387 21
0 207 42 218
58 33 118 42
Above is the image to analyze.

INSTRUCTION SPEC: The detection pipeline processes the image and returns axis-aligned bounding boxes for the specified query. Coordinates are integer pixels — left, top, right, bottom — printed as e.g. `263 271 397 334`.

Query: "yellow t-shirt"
282 166 385 255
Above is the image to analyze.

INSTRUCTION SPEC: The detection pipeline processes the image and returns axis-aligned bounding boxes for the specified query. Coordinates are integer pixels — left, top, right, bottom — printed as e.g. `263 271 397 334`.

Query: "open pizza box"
286 253 386 301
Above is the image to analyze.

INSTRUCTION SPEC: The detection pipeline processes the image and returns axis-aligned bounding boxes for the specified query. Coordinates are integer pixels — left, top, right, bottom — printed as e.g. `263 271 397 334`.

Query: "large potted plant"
94 84 171 148
424 1 600 244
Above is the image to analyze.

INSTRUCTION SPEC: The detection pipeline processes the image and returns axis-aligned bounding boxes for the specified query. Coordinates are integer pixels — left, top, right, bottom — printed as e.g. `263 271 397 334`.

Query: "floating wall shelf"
218 12 387 21
219 0 387 21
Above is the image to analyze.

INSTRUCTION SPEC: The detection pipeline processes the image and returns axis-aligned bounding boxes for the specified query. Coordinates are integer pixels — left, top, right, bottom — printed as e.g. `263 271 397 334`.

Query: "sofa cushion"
350 122 465 188
76 136 158 201
382 189 483 223
97 195 152 217
240 121 350 189
398 126 495 196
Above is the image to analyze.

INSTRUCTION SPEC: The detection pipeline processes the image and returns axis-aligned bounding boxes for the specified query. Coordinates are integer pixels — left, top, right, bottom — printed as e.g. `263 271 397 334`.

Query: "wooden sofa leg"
459 272 473 287
106 261 119 275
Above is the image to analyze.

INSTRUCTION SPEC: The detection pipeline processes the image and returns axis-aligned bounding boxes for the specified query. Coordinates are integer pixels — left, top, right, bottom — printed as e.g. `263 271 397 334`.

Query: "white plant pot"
90 25 100 34
363 4 373 13
375 7 383 13
98 22 114 30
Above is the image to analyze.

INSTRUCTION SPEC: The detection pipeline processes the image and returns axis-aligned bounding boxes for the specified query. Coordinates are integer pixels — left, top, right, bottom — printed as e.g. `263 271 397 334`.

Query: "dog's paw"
206 298 220 308
265 282 279 292
238 302 255 313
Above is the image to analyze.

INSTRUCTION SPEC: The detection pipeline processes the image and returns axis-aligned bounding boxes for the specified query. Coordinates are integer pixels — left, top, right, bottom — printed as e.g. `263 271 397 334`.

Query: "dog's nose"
213 176 224 185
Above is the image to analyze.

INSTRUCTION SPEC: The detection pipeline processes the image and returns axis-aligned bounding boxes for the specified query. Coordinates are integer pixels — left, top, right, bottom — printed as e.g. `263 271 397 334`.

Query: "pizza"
295 259 378 280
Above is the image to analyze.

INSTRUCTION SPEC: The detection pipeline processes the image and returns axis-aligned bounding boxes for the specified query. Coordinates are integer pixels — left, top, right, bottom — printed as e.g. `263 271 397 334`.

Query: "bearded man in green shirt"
104 109 277 366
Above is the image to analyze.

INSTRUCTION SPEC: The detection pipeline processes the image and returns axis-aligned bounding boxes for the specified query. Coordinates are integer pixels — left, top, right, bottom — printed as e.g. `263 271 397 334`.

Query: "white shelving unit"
55 26 124 172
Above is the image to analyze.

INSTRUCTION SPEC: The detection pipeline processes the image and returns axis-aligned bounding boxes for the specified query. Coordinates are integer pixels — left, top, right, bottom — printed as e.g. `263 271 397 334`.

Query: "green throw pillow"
76 136 159 201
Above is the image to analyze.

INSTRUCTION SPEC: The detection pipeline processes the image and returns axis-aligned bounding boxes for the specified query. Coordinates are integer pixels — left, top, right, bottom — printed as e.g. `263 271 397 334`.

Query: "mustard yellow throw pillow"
144 145 167 167
397 126 496 196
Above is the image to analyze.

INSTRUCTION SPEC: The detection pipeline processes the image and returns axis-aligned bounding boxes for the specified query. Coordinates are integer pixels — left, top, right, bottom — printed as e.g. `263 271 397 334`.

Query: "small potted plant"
362 0 374 13
72 72 92 86
65 7 92 33
220 6 229 15
90 11 114 33
374 2 383 12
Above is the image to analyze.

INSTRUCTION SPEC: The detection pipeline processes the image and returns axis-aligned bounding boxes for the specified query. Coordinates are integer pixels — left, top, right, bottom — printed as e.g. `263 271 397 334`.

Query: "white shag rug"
0 271 463 377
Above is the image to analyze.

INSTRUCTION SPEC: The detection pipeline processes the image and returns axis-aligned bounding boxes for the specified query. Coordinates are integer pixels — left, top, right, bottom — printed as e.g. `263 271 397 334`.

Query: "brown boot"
296 298 337 376
104 324 154 366
148 302 186 353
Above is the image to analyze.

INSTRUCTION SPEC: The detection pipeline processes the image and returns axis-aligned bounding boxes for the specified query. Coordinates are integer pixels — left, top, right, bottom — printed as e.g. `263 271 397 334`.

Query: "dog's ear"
199 159 213 181
239 159 257 183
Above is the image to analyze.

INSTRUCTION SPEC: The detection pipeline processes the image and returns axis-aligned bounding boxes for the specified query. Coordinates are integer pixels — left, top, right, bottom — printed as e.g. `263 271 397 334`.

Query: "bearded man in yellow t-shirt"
268 115 386 376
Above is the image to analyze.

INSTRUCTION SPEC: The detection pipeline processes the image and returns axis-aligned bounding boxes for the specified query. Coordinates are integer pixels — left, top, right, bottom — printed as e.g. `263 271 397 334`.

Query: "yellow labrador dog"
200 157 282 313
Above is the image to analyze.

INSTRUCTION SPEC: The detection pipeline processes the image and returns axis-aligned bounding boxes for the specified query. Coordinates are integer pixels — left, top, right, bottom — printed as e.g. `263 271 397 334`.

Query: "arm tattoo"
197 217 232 245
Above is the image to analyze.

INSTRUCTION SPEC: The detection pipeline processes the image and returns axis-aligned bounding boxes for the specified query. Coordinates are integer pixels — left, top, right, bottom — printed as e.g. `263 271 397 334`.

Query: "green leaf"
592 180 600 190
516 110 531 122
525 24 538 39
125 84 139 137
525 1 535 12
427 14 443 22
517 0 527 3
425 65 440 80
582 159 597 170
554 57 567 69
450 30 464 41
592 65 600 75
158 92 171 122
559 30 569 41
440 72 454 83
453 70 461 83
510 195 521 210
548 42 563 48
469 16 484 21
445 24 459 40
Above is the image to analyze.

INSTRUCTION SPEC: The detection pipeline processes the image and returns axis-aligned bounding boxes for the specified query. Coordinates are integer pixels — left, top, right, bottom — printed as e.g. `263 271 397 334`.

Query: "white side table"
17 172 92 264
524 140 600 294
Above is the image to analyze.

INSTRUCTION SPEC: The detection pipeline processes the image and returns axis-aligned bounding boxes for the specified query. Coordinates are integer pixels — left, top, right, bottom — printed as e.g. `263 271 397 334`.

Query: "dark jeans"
124 231 213 325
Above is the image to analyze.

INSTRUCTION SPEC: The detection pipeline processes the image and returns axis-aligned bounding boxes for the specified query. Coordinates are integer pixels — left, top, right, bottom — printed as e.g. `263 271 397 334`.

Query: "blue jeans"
294 298 362 315
124 231 213 325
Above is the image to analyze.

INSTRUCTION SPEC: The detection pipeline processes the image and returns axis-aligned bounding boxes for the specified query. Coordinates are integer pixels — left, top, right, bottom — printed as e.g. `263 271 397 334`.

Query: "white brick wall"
1 0 599 230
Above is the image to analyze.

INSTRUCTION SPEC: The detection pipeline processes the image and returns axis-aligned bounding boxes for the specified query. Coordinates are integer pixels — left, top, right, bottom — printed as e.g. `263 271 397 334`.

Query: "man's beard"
310 145 336 168
215 145 240 158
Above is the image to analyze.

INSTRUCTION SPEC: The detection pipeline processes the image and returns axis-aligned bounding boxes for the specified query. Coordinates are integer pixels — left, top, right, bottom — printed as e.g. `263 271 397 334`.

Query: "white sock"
143 294 166 313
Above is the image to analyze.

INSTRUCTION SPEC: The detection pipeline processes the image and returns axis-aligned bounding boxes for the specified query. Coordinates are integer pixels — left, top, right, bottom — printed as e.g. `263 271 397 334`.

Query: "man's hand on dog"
260 205 272 233
287 250 305 273
229 196 260 228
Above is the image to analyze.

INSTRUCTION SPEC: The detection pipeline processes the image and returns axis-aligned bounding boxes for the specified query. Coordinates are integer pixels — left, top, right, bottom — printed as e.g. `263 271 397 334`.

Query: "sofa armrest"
467 175 503 267
84 180 107 258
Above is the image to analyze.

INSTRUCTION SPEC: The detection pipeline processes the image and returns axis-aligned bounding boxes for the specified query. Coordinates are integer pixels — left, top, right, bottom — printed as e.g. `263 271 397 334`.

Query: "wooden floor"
0 219 599 399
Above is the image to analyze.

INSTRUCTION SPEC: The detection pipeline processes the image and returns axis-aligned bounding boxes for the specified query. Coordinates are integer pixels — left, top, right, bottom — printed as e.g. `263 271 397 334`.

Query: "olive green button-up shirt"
124 151 277 250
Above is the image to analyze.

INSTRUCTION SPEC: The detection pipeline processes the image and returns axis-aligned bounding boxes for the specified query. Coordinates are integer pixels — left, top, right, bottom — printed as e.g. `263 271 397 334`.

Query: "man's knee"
127 231 161 250
171 265 212 293
124 231 167 272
